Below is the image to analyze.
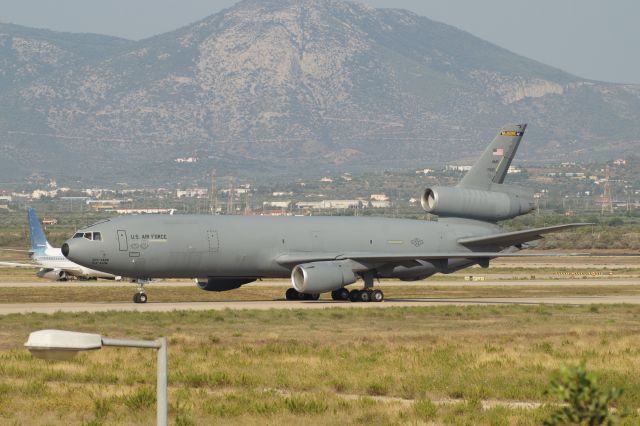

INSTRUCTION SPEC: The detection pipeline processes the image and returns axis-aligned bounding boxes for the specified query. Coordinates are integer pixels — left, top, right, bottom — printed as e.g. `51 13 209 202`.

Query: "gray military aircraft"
62 124 587 303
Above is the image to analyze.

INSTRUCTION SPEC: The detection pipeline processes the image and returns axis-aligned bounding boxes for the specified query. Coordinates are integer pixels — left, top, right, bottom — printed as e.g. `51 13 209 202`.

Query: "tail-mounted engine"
421 186 534 222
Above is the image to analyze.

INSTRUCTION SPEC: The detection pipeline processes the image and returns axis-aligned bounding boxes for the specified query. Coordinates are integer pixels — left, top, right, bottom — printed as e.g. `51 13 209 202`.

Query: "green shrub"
544 364 625 425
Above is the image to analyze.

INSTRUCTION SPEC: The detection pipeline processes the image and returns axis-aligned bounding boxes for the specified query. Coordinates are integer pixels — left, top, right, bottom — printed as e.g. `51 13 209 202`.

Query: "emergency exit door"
117 230 128 251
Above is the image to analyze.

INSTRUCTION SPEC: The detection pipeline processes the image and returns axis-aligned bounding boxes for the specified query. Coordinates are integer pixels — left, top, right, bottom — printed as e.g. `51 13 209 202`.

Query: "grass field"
1 305 639 425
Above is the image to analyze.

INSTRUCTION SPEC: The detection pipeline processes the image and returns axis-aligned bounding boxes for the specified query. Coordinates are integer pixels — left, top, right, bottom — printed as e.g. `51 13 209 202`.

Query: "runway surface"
1 295 639 315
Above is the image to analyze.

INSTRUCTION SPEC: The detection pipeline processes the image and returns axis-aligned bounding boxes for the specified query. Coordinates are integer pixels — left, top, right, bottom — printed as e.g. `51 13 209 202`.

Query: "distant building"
174 157 198 163
320 177 333 183
446 165 472 172
86 199 124 205
370 201 391 208
416 168 434 175
31 189 58 199
42 218 58 225
370 194 389 201
260 210 291 216
115 208 175 214
263 201 291 209
297 200 360 209
176 188 208 198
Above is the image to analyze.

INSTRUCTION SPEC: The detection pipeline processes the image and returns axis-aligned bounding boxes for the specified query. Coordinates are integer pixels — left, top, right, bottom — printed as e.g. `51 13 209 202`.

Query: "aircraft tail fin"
27 208 50 253
458 124 527 190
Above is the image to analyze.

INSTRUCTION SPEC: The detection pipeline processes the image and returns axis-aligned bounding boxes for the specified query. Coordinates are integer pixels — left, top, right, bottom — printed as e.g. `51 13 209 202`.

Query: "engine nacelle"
37 269 68 281
421 186 534 221
196 277 256 292
292 261 357 294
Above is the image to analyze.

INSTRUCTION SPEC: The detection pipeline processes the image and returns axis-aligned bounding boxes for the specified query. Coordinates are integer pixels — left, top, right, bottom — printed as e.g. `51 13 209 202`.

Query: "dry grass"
0 282 640 304
0 305 639 424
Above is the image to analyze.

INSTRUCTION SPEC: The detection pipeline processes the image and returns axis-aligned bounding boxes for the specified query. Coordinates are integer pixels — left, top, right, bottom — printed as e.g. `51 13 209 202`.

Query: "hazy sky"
1 0 637 84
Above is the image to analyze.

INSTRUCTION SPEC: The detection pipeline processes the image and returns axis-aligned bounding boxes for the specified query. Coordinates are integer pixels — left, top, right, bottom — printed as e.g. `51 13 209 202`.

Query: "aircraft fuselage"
63 215 499 280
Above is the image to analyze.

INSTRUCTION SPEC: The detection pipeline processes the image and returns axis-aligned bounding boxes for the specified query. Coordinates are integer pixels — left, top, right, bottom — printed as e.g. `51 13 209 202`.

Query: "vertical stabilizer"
27 208 50 253
458 124 527 190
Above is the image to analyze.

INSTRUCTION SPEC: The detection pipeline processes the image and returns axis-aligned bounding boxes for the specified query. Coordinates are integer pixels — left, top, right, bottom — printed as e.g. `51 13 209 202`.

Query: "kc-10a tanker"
63 124 587 303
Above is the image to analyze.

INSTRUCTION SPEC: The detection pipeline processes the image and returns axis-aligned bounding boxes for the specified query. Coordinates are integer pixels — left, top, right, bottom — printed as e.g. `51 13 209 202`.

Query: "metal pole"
103 337 167 426
157 337 168 426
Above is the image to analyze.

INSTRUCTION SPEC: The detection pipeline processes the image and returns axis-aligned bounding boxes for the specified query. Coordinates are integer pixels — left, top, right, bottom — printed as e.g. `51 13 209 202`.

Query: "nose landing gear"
132 279 150 304
133 292 148 303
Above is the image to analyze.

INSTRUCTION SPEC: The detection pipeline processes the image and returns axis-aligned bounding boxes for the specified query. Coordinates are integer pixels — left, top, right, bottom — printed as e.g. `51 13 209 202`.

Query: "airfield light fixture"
25 329 167 426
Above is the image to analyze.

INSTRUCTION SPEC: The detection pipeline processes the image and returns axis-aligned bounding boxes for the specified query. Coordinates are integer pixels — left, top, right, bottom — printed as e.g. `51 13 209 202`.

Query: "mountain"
1 0 639 184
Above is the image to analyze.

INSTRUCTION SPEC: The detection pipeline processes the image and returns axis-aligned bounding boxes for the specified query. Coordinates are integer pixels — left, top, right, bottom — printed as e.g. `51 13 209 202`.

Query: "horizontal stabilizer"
457 223 592 248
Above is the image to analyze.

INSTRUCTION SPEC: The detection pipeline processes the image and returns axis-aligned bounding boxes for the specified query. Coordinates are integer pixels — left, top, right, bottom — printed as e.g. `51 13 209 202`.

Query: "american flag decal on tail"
493 148 504 156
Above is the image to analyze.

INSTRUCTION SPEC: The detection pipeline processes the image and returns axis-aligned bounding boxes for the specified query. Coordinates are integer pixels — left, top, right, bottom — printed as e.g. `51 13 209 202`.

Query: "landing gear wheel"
349 289 361 302
371 289 384 302
298 292 318 301
331 288 350 301
133 293 147 303
133 278 150 304
359 290 371 303
285 288 299 301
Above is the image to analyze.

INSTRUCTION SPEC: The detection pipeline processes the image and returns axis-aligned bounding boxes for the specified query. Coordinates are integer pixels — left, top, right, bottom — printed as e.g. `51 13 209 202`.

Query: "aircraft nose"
61 243 70 257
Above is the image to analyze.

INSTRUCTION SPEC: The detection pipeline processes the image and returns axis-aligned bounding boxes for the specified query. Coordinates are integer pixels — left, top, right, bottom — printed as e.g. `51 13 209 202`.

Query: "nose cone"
61 243 69 257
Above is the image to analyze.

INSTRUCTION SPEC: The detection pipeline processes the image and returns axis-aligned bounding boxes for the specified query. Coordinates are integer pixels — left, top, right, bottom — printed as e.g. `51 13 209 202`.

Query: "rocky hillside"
1 0 639 183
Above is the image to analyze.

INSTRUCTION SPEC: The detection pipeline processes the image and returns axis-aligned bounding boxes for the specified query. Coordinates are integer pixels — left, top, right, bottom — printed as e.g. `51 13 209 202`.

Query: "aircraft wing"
0 261 41 268
457 223 592 248
276 251 583 265
0 261 85 276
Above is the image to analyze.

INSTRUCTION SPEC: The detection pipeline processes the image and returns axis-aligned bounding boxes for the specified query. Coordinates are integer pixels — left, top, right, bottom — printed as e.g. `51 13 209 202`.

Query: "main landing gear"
346 288 384 303
343 271 384 303
285 288 320 301
133 279 150 304
283 287 384 303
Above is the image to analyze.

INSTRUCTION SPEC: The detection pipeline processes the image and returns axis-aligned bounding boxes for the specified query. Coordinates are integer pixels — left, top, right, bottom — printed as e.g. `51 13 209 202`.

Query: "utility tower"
209 171 217 215
226 178 234 215
601 166 614 215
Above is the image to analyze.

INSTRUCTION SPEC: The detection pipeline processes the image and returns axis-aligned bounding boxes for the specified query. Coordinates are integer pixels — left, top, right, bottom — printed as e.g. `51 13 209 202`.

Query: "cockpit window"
73 231 102 240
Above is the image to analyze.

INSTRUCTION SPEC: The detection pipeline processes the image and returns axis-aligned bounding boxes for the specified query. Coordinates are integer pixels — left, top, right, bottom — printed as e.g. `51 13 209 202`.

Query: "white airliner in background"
0 208 118 281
